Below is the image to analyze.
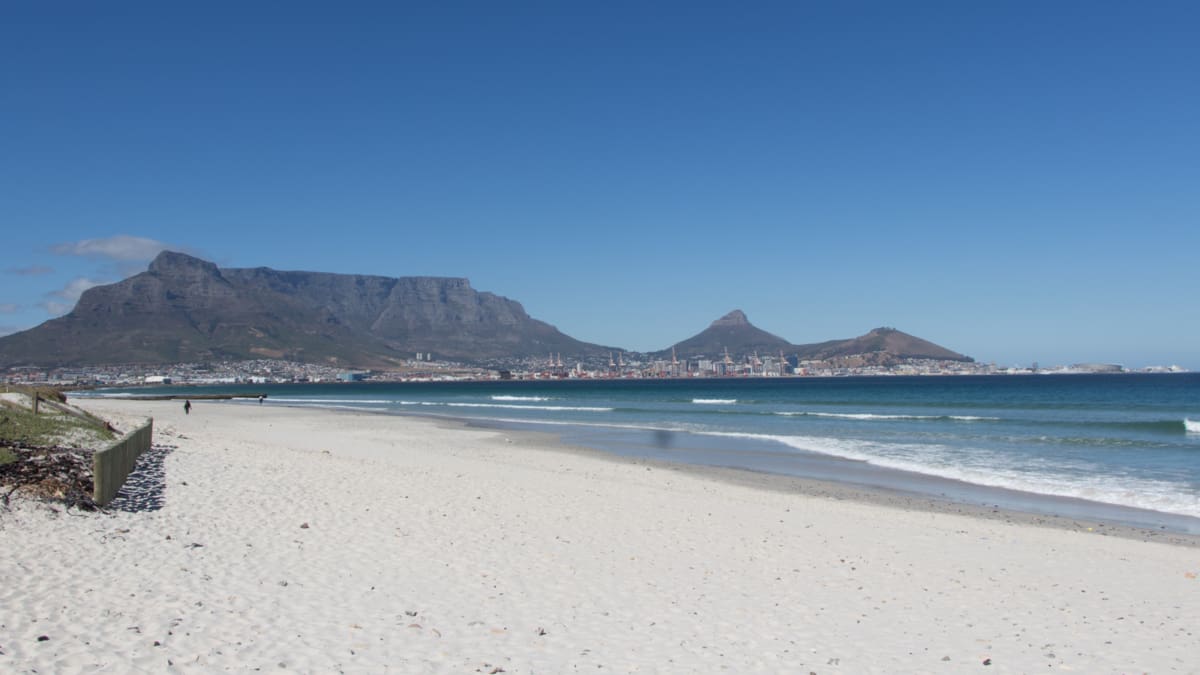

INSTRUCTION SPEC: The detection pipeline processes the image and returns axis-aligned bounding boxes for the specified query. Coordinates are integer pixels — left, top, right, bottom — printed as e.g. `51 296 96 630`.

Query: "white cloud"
51 235 173 262
39 300 72 316
37 277 106 316
52 277 105 302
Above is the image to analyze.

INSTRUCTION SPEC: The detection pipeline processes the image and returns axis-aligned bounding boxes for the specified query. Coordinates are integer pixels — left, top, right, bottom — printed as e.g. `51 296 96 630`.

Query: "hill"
656 312 972 363
795 327 973 362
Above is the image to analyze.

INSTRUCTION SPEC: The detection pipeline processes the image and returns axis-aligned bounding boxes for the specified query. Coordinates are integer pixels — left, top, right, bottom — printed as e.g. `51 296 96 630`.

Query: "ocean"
85 374 1200 533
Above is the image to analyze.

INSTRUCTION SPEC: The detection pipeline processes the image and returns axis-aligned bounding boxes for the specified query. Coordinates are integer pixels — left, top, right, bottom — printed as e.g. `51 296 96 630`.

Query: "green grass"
0 446 15 466
0 405 115 449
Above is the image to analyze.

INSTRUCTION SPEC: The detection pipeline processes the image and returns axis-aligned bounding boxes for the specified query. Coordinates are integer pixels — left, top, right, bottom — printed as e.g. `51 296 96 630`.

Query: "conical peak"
711 310 750 327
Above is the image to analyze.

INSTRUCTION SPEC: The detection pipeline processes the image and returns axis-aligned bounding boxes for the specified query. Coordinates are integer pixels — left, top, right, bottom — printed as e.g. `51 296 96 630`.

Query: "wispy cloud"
51 235 175 262
7 265 54 276
38 301 72 316
39 277 105 316
54 277 105 301
0 303 18 314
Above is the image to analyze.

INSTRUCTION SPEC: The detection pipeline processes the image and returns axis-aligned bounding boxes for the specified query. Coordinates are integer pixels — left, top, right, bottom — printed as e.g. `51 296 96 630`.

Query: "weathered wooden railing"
93 419 153 506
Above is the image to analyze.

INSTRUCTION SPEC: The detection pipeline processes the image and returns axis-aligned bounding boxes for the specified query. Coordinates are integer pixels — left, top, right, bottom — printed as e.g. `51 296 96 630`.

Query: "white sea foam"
1185 418 1200 434
307 404 391 413
699 431 1200 519
396 401 613 413
693 399 737 404
258 397 394 404
776 412 998 422
491 395 552 402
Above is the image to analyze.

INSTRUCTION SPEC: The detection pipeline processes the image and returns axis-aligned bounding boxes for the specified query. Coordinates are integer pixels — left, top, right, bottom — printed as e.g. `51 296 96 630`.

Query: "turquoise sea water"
86 374 1200 532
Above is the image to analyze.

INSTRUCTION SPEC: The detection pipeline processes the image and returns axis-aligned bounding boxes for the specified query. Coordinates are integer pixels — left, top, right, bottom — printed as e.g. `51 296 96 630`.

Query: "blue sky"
2 2 1197 368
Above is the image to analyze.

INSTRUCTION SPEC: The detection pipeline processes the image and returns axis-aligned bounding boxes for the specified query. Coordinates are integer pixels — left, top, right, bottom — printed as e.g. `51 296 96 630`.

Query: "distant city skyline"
2 3 1197 369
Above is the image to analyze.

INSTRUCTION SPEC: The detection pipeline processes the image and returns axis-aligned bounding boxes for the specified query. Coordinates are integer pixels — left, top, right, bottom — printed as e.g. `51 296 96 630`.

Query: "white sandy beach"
2 398 1198 673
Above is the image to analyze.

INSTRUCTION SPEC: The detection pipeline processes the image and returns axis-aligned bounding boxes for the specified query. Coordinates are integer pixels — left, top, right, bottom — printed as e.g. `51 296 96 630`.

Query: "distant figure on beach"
184 400 192 415
258 395 264 405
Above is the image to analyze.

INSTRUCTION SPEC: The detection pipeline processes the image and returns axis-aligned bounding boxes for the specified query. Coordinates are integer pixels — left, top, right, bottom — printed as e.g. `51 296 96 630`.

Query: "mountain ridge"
655 311 972 364
0 253 973 368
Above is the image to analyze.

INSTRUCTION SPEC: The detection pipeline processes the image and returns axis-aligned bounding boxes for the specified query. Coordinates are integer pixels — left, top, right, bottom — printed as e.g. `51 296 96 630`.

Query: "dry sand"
2 398 1198 673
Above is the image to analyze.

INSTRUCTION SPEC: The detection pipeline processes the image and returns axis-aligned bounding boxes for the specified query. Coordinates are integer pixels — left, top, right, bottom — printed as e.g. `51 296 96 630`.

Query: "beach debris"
300 522 310 529
405 610 418 616
0 445 98 510
942 656 951 661
983 657 992 665
535 627 547 636
37 635 49 642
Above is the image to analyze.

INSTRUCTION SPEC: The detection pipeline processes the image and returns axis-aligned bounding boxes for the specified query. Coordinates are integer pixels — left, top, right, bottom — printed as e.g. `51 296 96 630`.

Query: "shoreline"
4 398 1199 672
257 400 1200 545
448 414 1200 548
71 374 1200 534
75 393 1200 543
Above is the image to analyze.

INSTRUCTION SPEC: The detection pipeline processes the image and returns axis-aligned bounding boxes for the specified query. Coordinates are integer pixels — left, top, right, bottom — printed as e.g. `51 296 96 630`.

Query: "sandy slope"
1 398 1197 673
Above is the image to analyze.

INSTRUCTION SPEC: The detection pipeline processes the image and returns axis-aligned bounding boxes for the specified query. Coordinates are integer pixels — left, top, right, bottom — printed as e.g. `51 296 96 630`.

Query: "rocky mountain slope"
0 252 609 367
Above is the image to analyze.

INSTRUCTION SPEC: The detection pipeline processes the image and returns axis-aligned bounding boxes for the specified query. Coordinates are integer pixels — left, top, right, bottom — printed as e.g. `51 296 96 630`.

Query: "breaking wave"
776 411 998 422
700 431 1200 519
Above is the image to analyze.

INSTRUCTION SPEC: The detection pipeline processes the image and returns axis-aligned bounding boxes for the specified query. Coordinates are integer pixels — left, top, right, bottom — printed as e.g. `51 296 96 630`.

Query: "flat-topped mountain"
0 252 610 367
657 311 972 363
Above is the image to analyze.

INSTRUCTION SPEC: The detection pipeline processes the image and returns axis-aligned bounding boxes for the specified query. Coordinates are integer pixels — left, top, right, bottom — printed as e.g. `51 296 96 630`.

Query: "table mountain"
0 251 610 367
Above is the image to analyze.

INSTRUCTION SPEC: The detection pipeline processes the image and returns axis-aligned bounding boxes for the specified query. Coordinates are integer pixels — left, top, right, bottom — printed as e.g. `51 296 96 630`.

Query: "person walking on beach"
258 395 264 405
184 400 192 415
